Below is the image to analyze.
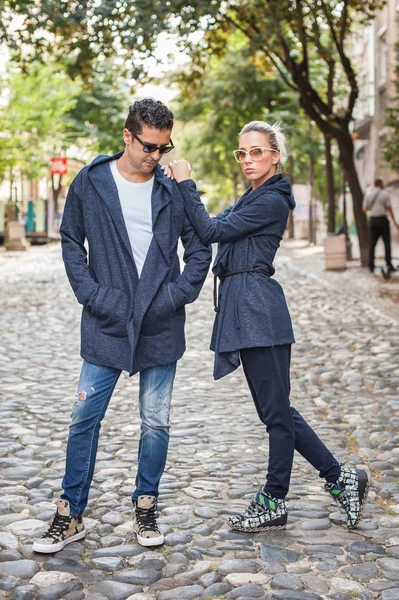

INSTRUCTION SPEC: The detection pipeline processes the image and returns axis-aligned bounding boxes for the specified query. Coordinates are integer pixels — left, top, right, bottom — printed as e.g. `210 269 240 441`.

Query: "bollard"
324 234 346 270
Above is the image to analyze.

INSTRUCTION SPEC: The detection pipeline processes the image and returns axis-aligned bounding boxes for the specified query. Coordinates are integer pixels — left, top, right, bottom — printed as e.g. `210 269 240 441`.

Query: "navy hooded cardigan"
177 174 296 380
60 153 212 375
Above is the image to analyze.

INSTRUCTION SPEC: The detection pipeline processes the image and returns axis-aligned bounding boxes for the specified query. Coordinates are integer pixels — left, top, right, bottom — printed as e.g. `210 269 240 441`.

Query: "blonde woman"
164 121 369 532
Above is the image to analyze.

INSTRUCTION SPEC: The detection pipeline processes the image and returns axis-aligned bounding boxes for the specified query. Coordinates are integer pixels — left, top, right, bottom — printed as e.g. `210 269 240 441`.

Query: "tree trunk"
324 135 336 233
308 154 316 244
287 158 295 238
336 134 368 266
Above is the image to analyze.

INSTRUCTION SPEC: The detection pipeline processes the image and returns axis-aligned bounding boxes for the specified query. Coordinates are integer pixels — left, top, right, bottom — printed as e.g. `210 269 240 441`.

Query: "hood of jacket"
261 173 296 210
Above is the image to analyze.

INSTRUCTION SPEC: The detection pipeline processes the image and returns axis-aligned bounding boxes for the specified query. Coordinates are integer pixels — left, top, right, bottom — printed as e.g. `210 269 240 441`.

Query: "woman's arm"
167 159 287 244
177 178 285 244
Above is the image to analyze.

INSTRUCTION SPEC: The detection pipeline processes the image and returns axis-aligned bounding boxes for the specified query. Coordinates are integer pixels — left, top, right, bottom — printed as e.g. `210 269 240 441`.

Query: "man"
363 177 399 273
32 99 212 553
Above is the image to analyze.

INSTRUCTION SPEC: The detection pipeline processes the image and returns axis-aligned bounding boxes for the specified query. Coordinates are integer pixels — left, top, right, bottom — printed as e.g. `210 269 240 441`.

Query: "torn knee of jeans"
74 390 90 405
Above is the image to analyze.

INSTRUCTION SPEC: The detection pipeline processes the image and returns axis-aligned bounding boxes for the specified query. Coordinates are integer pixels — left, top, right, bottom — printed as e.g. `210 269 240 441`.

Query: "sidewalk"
0 243 399 600
280 235 399 320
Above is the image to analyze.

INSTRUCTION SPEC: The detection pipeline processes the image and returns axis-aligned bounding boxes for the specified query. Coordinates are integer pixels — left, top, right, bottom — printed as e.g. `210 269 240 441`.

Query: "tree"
383 42 399 172
173 36 339 236
3 1 369 252
162 0 377 265
26 0 368 263
1 1 139 80
0 62 81 194
67 57 132 156
173 38 292 202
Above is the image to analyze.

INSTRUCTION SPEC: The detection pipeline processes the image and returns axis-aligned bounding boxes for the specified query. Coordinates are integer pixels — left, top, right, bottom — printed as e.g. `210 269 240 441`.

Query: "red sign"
50 158 68 175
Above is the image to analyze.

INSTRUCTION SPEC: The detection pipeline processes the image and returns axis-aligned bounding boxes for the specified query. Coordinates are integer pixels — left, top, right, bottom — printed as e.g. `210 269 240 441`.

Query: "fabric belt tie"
213 269 270 313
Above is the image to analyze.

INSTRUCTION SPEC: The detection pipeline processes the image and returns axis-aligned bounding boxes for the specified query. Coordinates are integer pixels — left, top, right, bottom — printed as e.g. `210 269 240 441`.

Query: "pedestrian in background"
363 177 399 273
164 121 370 533
32 99 211 553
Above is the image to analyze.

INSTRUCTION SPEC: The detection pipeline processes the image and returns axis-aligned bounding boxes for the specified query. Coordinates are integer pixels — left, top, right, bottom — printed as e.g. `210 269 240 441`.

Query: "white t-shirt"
110 160 154 277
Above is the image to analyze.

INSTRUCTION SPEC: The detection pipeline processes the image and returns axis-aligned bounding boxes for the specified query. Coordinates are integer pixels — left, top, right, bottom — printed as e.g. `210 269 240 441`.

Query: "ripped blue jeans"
61 360 176 516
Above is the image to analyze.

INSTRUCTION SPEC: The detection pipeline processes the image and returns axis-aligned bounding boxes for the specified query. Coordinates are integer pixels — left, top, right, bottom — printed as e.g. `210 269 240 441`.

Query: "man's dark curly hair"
125 99 174 135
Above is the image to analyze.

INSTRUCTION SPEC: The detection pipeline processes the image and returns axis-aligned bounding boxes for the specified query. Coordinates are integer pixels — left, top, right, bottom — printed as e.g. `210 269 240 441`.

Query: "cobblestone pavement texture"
1 243 399 600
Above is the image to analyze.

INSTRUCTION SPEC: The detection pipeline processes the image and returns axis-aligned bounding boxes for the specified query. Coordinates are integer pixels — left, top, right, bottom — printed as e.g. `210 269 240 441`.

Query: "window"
379 36 388 87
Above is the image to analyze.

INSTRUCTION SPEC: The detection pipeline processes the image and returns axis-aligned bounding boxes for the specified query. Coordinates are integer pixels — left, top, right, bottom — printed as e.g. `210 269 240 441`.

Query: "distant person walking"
363 178 399 273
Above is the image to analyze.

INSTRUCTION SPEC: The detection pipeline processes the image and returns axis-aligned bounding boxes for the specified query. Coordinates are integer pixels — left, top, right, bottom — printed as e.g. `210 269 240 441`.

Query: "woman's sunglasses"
133 133 174 155
233 147 278 162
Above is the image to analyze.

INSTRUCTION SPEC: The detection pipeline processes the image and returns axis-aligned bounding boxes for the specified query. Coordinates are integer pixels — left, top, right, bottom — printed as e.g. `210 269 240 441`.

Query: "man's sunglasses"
132 133 174 155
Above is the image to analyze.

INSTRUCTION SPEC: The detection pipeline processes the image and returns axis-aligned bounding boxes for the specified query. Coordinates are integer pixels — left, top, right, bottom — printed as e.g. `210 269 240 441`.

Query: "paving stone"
224 573 270 586
0 531 19 550
260 545 303 563
0 575 22 591
42 558 87 573
91 556 125 571
90 581 142 600
271 573 304 591
341 562 380 581
157 585 204 600
63 592 86 600
8 585 38 600
378 557 399 571
201 582 233 598
218 559 261 574
301 519 331 531
382 590 399 600
226 583 267 598
91 545 145 558
36 580 84 600
0 559 39 579
30 572 78 588
114 569 161 585
0 549 22 561
300 574 329 594
271 592 322 600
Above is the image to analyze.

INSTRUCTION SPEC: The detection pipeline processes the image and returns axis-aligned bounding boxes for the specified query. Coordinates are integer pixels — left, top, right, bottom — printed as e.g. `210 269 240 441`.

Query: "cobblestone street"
1 243 399 600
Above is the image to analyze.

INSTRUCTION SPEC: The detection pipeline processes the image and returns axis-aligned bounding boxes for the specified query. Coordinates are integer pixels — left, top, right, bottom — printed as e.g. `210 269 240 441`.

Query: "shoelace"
135 506 160 533
242 496 272 517
43 513 71 541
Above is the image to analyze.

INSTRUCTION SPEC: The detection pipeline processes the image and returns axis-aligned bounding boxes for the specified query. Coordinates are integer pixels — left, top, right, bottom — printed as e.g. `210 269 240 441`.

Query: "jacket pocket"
91 287 130 338
140 284 175 337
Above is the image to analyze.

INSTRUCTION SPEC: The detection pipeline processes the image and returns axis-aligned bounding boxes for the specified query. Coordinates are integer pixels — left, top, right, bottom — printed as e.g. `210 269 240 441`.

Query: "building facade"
353 1 399 214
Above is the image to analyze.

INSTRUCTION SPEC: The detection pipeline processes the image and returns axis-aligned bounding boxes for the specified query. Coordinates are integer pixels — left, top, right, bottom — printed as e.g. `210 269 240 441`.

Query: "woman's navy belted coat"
177 174 296 380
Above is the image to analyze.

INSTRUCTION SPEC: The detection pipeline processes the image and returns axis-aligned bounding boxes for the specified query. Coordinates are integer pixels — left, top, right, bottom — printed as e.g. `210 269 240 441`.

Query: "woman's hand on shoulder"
162 159 192 183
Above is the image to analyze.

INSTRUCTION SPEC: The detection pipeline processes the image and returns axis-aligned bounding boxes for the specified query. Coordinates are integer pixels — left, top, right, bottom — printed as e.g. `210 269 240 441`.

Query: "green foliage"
172 36 337 211
0 61 81 185
383 41 399 172
68 57 132 155
0 55 132 189
173 37 296 204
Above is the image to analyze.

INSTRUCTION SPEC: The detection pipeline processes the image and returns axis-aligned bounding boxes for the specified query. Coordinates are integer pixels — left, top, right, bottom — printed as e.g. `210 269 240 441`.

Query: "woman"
164 121 369 532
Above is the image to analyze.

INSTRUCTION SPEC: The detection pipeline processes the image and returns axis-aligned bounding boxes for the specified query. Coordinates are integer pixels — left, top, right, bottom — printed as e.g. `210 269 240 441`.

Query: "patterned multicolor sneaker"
228 490 288 532
325 466 370 528
32 499 85 553
133 495 164 547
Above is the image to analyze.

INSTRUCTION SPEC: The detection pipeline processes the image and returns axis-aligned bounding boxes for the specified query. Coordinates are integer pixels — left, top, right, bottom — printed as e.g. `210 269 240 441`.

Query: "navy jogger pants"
240 344 341 499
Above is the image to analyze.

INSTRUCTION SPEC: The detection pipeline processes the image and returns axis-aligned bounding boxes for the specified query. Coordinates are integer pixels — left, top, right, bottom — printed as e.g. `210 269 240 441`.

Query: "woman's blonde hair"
239 121 287 172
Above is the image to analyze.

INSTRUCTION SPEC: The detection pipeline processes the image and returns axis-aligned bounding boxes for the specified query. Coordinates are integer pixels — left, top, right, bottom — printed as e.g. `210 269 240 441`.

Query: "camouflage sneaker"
32 499 85 553
133 495 164 547
325 466 370 528
228 490 288 532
